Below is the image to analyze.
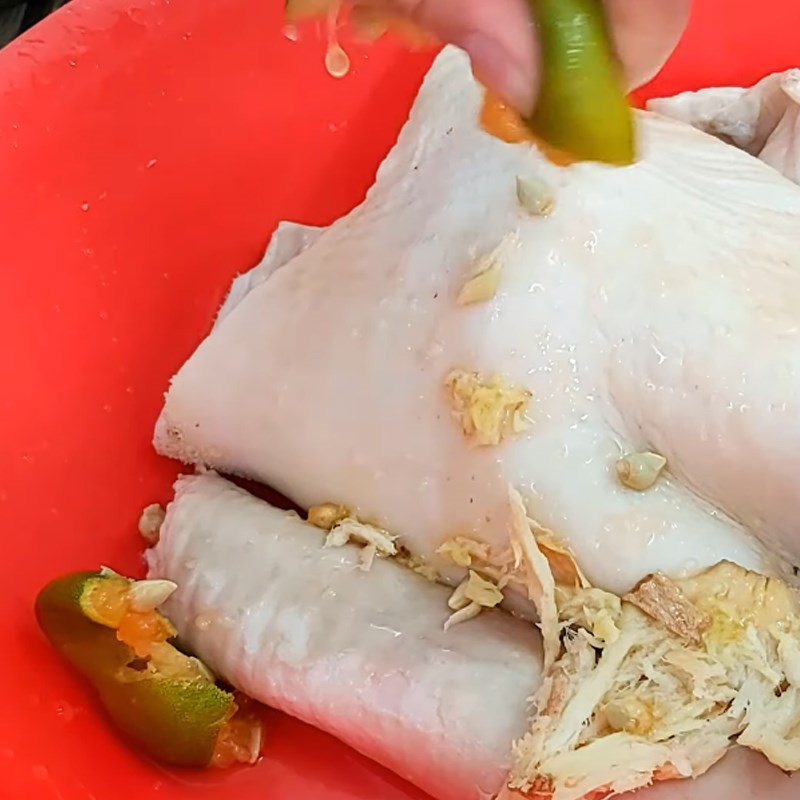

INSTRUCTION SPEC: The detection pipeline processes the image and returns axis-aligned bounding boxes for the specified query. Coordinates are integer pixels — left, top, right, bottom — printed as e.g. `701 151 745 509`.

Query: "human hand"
355 0 691 113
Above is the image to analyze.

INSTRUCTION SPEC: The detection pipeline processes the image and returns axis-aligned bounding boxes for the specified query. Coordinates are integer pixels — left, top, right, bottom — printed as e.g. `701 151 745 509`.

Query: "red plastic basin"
1 1 797 798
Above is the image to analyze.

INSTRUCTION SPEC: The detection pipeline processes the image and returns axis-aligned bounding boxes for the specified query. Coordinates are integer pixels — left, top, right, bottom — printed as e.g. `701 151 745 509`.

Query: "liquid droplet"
325 42 350 78
324 5 350 79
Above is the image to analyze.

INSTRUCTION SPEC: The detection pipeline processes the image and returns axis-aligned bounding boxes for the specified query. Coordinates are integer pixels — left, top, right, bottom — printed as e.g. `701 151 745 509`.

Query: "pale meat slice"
648 69 800 184
147 472 542 800
155 48 800 598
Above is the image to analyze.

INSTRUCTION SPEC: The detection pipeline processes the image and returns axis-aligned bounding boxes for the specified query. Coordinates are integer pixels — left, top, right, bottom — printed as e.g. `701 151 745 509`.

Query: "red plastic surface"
0 1 796 797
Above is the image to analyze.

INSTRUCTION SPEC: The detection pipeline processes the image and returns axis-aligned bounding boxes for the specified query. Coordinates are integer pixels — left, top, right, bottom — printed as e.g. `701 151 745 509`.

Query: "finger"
382 0 539 112
606 0 692 89
368 0 690 113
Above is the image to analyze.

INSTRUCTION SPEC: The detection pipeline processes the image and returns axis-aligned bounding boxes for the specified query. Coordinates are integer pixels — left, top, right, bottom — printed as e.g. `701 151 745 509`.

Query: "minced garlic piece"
456 237 515 306
324 518 398 556
446 369 531 446
99 565 125 580
444 601 483 631
128 579 178 612
358 543 377 572
534 527 590 589
448 576 471 611
465 570 504 607
138 503 166 545
437 536 490 568
457 262 502 306
395 549 439 582
557 586 622 646
603 696 656 736
516 175 554 216
307 502 350 531
437 536 525 594
445 570 504 629
615 452 667 490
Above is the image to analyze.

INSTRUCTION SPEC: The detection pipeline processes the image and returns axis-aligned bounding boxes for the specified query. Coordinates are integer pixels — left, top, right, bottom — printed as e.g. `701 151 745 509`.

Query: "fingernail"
459 32 537 114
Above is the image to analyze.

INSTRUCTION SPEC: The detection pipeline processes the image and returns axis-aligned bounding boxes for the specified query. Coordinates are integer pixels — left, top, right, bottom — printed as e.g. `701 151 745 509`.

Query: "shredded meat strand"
624 573 708 644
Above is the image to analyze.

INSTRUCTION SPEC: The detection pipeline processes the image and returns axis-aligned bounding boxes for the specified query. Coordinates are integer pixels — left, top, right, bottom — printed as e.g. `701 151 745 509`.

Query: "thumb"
606 0 692 89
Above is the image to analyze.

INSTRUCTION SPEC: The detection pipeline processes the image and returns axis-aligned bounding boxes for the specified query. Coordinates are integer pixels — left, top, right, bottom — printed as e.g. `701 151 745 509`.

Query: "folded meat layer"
147 472 542 800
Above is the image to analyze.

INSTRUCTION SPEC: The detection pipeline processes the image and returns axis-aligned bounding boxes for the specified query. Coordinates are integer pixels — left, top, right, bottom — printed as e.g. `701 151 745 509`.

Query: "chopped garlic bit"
557 586 622 646
444 601 482 631
615 451 667 490
244 718 263 765
439 523 587 593
457 262 502 306
603 696 656 735
446 369 531 446
324 517 397 557
396 548 439 582
324 526 351 548
534 527 590 590
307 502 350 531
437 536 490 568
456 236 515 306
448 576 471 611
147 640 215 682
437 535 523 592
99 565 126 580
508 498 800 797
465 570 504 607
128 579 178 612
358 543 377 572
138 503 166 545
450 570 503 610
445 570 504 629
516 175 554 217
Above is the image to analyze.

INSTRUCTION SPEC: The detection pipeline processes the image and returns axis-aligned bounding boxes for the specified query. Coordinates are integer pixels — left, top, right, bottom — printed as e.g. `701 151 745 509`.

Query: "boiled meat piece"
147 472 542 800
155 48 800 598
649 69 800 184
148 473 800 800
